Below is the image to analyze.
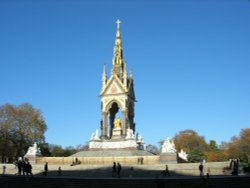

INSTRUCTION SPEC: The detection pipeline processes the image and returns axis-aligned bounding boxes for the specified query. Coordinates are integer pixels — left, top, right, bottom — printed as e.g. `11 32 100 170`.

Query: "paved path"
0 162 241 178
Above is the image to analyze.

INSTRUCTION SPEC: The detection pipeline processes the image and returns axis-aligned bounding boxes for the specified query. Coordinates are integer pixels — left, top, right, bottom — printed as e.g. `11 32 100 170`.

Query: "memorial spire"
97 20 136 145
112 19 124 79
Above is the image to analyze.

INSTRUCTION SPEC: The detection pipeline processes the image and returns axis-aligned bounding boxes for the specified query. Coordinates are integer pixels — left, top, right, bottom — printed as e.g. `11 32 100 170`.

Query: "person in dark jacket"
112 162 116 177
44 162 48 176
26 162 33 176
17 159 22 176
199 163 204 177
117 163 122 178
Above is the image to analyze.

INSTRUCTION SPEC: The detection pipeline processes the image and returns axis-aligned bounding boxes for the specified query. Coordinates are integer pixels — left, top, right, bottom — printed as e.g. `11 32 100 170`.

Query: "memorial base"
112 128 122 139
89 139 137 149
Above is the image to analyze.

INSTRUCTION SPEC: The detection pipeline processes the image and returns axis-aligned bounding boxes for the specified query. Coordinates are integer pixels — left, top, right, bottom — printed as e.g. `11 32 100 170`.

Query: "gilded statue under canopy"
114 117 121 129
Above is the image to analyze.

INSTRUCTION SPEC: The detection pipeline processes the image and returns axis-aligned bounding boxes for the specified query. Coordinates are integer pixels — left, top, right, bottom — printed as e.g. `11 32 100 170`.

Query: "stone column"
131 115 135 131
109 113 114 138
122 110 127 137
101 112 107 139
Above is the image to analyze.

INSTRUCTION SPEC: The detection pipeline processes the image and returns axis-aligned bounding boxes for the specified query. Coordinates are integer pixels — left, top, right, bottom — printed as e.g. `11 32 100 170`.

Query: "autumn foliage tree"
228 128 250 163
173 130 209 152
0 103 47 162
173 129 209 162
205 140 229 162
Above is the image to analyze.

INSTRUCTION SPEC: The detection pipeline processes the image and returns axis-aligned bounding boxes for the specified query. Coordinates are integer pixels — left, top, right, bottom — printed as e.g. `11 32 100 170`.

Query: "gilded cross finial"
116 19 121 29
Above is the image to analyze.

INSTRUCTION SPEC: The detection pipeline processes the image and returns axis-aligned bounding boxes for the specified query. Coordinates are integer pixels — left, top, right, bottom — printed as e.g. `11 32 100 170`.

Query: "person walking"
44 162 48 176
129 167 134 177
117 162 122 178
165 164 170 176
140 157 144 165
2 165 6 175
112 162 116 177
57 166 62 176
22 160 26 175
232 159 239 176
199 163 204 177
17 159 22 176
26 162 33 176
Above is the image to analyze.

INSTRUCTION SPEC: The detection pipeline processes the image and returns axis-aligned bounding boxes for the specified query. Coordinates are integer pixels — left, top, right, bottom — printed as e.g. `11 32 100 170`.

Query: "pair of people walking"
112 162 122 178
230 158 239 176
17 158 32 176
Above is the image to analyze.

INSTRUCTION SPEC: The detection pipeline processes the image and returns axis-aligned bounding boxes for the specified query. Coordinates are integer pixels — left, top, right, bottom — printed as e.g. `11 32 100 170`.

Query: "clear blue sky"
1 0 249 148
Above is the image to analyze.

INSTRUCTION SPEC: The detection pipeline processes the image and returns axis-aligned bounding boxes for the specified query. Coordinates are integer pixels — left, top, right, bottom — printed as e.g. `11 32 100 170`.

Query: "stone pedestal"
24 143 41 164
160 153 177 164
112 128 122 139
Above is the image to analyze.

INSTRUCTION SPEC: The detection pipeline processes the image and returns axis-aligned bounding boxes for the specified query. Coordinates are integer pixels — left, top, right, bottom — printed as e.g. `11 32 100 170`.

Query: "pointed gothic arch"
104 99 124 113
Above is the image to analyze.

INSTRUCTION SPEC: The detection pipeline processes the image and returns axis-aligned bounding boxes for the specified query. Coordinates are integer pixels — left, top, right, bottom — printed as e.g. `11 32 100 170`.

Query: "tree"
49 145 66 157
0 103 47 162
39 142 51 156
209 140 219 151
219 141 229 150
205 140 229 162
228 128 250 163
238 129 250 163
188 149 206 163
146 144 160 155
205 150 228 162
75 144 89 151
48 144 83 157
173 129 209 162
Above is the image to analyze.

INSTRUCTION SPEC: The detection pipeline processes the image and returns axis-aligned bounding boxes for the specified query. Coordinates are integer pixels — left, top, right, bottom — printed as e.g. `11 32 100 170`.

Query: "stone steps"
1 175 250 188
2 162 249 188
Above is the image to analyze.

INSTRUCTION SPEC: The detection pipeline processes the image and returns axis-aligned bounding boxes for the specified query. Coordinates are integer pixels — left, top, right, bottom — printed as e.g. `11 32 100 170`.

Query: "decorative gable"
100 75 127 96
